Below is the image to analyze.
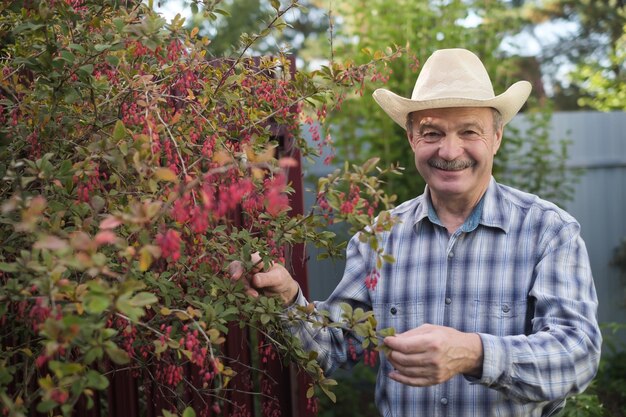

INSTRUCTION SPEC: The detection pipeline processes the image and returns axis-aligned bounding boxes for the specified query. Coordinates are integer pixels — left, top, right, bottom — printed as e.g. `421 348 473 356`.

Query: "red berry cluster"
363 349 378 367
179 325 210 370
155 361 184 386
347 338 358 361
365 269 380 290
261 377 281 417
74 163 105 203
306 397 319 414
370 67 392 84
316 193 333 224
50 388 69 405
28 296 54 332
264 174 290 217
119 319 138 358
258 340 277 365
155 229 182 261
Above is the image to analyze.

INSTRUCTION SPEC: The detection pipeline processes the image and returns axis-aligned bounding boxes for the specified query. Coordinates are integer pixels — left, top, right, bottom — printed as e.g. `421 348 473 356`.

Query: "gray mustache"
428 158 475 171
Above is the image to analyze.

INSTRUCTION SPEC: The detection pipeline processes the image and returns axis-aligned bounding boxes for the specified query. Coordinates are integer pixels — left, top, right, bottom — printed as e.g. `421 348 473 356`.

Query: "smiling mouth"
428 158 476 171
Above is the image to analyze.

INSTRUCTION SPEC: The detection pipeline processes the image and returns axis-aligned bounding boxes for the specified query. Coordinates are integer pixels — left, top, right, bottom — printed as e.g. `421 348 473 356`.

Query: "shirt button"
440 397 448 405
390 307 398 315
445 297 452 305
502 304 511 313
448 251 454 259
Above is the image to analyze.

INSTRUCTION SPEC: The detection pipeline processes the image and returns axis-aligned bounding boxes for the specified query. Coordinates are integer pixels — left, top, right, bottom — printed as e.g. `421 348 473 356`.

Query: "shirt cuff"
471 333 508 386
285 285 307 310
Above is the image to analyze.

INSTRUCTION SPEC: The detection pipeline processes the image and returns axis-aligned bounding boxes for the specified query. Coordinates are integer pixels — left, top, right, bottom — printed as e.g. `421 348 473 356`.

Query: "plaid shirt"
289 178 601 417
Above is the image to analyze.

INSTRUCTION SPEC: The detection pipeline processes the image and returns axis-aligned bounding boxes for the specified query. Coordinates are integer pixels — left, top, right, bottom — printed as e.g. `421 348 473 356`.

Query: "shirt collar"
479 177 510 233
413 177 510 233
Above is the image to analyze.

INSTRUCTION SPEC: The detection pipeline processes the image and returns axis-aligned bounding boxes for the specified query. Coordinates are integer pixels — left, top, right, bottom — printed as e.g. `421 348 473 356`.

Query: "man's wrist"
463 333 484 378
284 283 300 306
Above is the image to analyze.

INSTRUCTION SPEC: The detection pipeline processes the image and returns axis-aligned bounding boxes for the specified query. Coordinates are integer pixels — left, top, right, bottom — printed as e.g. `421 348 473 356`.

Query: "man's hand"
383 324 483 387
228 252 299 306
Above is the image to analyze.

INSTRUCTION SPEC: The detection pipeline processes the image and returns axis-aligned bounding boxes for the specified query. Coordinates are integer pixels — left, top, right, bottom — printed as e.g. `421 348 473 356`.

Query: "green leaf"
86 370 109 390
377 327 396 338
106 55 120 66
64 87 81 104
36 400 58 413
94 44 111 52
60 50 75 64
78 64 94 75
213 8 231 16
68 43 87 53
48 360 84 377
83 294 111 314
320 384 336 403
154 340 168 355
339 302 353 317
131 291 158 307
321 378 338 386
182 407 197 417
12 22 45 34
113 120 126 141
84 347 104 364
105 344 130 365
382 254 396 264
115 293 144 322
0 263 17 272
90 195 106 212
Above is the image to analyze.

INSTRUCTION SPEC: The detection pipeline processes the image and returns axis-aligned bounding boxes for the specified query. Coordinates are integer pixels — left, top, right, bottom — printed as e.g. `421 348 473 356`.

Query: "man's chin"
429 174 469 194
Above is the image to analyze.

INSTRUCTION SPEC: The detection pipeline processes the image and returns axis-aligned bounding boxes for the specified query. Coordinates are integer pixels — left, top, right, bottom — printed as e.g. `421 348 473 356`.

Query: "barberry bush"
0 1 401 416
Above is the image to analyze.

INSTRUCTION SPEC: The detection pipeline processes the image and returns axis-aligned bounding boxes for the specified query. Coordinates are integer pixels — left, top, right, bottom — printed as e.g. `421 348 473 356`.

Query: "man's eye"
422 132 441 140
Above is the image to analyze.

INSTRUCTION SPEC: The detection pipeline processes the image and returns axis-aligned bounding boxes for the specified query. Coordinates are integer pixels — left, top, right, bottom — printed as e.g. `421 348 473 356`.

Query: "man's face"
407 107 502 202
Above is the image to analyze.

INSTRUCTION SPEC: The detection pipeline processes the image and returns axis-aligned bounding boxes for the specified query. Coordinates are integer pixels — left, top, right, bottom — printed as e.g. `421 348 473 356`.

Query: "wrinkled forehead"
409 107 495 126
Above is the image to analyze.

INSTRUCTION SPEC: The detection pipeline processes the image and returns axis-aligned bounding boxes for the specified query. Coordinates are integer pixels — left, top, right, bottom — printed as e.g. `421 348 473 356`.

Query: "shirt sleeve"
284 233 373 375
476 220 602 402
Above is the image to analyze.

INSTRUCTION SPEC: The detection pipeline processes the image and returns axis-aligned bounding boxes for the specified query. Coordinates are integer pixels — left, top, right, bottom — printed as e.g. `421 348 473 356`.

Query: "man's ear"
493 128 503 155
407 130 417 152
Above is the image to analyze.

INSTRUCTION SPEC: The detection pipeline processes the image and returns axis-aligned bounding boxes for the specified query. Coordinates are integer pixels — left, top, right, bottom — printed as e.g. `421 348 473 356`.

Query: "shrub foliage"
0 1 401 415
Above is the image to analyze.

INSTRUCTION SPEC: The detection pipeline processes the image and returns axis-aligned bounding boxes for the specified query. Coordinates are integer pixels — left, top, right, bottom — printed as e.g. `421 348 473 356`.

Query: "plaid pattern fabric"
289 178 601 417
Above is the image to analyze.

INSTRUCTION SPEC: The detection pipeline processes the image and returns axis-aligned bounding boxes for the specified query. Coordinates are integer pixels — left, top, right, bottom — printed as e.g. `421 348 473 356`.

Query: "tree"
0 1 401 415
322 0 579 206
179 0 330 60
518 0 625 110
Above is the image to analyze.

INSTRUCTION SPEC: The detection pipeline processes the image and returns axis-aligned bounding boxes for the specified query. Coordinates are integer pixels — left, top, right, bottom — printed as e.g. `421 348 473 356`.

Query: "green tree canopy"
517 0 625 110
322 0 578 205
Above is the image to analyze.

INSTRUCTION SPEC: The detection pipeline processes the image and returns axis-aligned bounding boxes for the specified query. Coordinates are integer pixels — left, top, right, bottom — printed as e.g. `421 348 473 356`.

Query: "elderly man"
231 48 602 416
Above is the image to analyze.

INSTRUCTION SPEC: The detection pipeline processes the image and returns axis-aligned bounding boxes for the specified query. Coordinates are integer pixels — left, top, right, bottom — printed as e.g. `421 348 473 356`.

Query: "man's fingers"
252 270 282 290
384 335 426 354
387 370 431 387
250 252 265 273
227 253 266 280
387 350 420 368
228 260 245 280
245 287 259 298
227 260 260 297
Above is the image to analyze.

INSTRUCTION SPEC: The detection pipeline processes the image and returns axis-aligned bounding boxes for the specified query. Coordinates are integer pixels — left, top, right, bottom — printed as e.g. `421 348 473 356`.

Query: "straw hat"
372 48 532 129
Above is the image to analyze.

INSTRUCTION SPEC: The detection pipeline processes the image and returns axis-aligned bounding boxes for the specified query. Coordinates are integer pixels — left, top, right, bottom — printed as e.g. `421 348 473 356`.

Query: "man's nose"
437 135 464 160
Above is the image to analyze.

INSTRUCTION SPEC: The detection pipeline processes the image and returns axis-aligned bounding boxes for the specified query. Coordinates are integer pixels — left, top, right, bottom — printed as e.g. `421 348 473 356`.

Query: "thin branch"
212 1 300 97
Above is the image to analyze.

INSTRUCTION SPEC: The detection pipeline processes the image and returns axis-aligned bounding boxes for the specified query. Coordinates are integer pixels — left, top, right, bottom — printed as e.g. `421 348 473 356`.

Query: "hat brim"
372 80 532 129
